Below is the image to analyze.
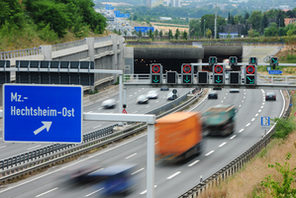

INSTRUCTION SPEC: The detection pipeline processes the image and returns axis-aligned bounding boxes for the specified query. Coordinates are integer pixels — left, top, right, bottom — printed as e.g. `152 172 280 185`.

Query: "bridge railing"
0 47 42 60
52 39 87 51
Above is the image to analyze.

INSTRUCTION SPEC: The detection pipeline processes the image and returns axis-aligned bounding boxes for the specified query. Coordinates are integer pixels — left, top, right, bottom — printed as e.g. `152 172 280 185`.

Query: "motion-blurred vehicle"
203 105 236 136
213 87 222 91
92 164 136 196
101 99 116 109
208 91 218 99
137 95 149 104
160 86 169 91
265 92 276 101
155 112 203 162
147 90 158 99
167 92 178 100
64 165 102 185
229 89 240 93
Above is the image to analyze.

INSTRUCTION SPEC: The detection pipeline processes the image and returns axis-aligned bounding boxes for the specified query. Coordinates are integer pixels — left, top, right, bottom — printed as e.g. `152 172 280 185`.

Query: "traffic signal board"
214 75 224 84
270 57 279 69
198 72 208 84
214 65 224 74
229 56 238 67
166 71 177 84
229 72 240 84
151 64 161 73
151 75 161 84
209 56 217 65
246 65 256 74
246 76 255 85
249 57 257 65
182 74 192 84
245 64 256 85
182 64 192 74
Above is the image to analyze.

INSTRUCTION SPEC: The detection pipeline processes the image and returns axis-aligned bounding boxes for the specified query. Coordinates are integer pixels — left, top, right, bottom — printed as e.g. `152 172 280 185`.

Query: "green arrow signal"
184 75 191 83
272 58 278 63
153 76 159 83
247 77 254 84
215 76 222 83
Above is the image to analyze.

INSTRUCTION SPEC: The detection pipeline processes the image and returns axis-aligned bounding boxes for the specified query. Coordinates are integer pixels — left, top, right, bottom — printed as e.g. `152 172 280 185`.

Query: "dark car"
160 86 169 91
229 89 240 93
266 92 276 101
208 91 218 99
213 87 222 91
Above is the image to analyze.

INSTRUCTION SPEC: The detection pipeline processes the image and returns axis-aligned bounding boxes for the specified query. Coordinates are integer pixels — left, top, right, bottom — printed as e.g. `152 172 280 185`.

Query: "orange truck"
155 112 203 162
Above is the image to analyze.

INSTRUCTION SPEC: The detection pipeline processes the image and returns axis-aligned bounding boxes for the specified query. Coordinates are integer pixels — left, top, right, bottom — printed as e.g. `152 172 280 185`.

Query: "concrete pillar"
111 34 118 83
86 37 95 61
40 45 52 60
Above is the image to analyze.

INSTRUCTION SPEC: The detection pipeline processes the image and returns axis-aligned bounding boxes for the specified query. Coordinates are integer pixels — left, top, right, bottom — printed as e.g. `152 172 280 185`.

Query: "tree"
148 29 154 40
264 22 278 37
248 11 262 32
260 14 269 34
154 29 159 39
189 19 201 39
182 30 188 40
286 24 296 36
206 28 212 38
159 30 163 39
175 28 180 40
168 29 173 40
248 29 260 37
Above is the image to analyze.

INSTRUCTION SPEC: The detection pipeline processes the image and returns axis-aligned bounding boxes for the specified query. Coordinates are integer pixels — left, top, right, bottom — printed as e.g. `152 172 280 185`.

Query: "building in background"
284 18 296 26
166 0 182 7
146 0 152 8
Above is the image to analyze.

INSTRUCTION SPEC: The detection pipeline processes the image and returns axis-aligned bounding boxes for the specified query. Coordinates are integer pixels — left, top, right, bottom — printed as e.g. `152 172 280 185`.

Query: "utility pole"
214 0 218 39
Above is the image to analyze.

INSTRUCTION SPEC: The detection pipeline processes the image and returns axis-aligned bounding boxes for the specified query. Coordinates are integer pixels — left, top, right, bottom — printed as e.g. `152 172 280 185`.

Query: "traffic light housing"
198 72 208 84
166 71 178 84
270 57 279 70
150 64 162 84
245 65 256 85
209 56 217 65
181 64 193 84
229 56 238 67
213 64 224 84
229 72 240 84
249 57 257 65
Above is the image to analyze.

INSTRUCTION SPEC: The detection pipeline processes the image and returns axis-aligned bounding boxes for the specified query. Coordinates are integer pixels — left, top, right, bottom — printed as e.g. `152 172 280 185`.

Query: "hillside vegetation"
0 0 107 51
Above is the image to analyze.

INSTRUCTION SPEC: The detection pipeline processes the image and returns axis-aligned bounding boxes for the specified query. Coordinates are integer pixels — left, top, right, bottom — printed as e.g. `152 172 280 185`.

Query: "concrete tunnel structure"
132 46 243 74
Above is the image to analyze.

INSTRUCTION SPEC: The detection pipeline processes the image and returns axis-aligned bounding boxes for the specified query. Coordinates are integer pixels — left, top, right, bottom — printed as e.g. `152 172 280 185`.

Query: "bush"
272 118 296 139
38 24 58 42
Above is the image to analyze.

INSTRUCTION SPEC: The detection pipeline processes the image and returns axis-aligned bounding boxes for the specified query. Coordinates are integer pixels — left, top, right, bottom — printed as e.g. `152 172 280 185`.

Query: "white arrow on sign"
33 121 52 135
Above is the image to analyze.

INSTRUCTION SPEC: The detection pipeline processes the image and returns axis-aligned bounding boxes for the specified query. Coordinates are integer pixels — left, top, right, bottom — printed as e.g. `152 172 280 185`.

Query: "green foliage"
168 29 173 40
259 153 296 198
264 23 279 37
272 118 296 139
175 29 180 40
38 24 58 42
248 29 260 37
182 31 188 40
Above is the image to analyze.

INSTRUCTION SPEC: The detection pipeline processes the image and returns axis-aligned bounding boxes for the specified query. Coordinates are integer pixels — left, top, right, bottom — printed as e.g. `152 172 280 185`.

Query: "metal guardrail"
52 39 87 51
0 88 202 183
179 90 292 198
0 47 42 60
94 36 112 43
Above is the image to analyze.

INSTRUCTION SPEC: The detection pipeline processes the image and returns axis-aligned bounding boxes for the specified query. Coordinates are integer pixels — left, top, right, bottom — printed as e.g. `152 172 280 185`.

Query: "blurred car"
160 86 169 91
63 165 102 185
147 90 158 99
137 95 149 104
208 91 218 99
167 92 178 100
213 87 222 91
266 92 276 101
101 99 116 109
229 89 240 93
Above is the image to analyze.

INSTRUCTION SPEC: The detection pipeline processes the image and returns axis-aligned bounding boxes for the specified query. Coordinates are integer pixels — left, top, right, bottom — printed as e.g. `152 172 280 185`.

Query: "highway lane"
0 87 190 160
0 88 285 198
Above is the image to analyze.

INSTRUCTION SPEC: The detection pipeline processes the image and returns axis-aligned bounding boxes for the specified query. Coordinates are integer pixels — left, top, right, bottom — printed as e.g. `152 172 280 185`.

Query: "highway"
0 87 190 160
0 88 285 198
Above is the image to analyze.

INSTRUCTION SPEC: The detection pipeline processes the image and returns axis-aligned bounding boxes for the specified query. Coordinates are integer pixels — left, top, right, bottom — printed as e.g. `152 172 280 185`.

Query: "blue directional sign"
3 84 82 143
268 70 282 75
261 116 270 127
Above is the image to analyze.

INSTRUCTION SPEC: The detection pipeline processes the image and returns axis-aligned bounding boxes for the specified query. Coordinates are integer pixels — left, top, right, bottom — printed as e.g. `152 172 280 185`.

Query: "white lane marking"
188 160 200 167
155 101 160 103
131 168 144 175
0 133 147 194
230 135 236 140
238 129 244 133
218 142 227 148
255 113 259 117
0 145 7 149
251 118 255 122
261 105 264 109
258 109 262 113
140 185 157 195
205 150 214 156
243 96 246 99
262 102 265 105
221 100 224 103
223 96 226 99
246 123 251 127
35 187 58 197
125 153 137 159
244 92 246 95
92 125 102 130
85 188 103 197
27 145 41 151
167 171 181 180
129 95 133 97
242 100 245 103
239 104 242 108
87 111 93 113
226 93 228 96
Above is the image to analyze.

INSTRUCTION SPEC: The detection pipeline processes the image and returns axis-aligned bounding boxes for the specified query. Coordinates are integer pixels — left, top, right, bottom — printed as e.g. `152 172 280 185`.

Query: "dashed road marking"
221 100 224 103
125 153 137 159
239 104 242 108
239 129 244 133
188 160 200 167
205 150 214 156
242 100 244 103
167 171 181 180
261 105 264 109
230 135 236 140
255 113 259 117
258 109 262 113
251 118 255 122
140 185 157 195
85 188 104 197
246 123 251 127
131 168 144 175
35 187 58 197
218 142 227 148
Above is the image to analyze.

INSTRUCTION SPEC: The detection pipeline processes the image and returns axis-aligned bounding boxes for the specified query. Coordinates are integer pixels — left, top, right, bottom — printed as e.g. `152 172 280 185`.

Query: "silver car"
101 99 116 109
147 90 158 99
137 95 149 104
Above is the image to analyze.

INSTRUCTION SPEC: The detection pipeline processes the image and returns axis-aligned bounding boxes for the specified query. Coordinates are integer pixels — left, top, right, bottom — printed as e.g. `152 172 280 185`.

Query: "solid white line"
261 105 264 109
35 187 58 197
188 160 200 167
230 135 236 140
27 145 41 151
258 109 262 113
167 171 181 180
131 168 144 175
0 145 7 149
221 100 224 103
251 118 255 122
246 123 251 127
125 153 137 159
255 113 259 117
0 133 147 194
92 125 102 130
87 111 93 113
85 188 103 197
238 129 244 133
239 104 242 108
218 142 227 147
205 150 214 156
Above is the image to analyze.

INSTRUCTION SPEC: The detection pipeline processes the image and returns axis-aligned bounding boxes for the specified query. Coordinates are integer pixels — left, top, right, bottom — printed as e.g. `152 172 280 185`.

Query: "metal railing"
52 39 87 51
94 36 112 43
179 90 292 198
0 47 42 60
